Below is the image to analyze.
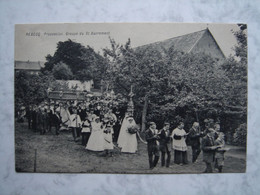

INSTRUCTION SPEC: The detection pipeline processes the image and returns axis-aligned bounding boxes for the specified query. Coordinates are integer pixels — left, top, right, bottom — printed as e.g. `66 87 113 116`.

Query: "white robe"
86 121 104 152
172 128 187 151
117 116 138 153
60 107 70 130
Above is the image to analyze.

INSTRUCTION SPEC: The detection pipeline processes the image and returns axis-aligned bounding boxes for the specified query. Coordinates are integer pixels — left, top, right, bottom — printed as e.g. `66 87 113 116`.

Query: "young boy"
201 128 217 173
214 132 226 173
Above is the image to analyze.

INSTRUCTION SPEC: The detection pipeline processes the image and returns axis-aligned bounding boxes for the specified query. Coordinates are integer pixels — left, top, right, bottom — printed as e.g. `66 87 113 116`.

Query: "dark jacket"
145 128 160 153
201 134 215 163
188 127 202 147
158 129 172 152
52 113 61 126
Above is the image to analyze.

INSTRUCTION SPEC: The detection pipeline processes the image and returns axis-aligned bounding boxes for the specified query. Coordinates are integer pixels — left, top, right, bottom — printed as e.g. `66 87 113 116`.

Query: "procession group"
145 119 226 173
22 99 226 173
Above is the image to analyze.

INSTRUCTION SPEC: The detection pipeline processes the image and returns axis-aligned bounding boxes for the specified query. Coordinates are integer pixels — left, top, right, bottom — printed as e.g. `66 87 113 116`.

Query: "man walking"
188 122 205 163
145 122 160 170
158 122 172 167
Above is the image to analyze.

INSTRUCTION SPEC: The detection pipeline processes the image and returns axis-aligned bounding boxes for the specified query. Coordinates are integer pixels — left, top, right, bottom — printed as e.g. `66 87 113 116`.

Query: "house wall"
191 30 226 62
15 69 40 75
57 80 94 91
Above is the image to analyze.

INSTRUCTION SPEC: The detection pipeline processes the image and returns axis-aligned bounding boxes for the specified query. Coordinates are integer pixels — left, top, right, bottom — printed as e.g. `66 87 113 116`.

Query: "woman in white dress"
86 117 104 152
117 116 138 153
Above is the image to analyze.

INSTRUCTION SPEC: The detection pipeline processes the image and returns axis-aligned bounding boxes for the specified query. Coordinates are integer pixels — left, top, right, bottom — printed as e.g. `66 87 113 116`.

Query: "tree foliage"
233 123 247 146
16 27 247 146
43 39 107 82
15 71 68 108
103 32 247 136
52 62 73 80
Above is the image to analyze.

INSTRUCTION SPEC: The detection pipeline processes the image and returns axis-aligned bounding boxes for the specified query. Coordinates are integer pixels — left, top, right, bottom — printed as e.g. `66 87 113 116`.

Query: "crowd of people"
145 119 227 173
23 98 137 155
20 98 227 173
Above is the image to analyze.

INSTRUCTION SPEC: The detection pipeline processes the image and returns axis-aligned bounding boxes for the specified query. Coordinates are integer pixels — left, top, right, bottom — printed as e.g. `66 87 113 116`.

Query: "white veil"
117 116 136 148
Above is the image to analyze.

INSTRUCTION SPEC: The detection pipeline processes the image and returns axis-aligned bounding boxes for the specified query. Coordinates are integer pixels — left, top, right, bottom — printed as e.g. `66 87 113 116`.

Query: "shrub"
233 123 247 146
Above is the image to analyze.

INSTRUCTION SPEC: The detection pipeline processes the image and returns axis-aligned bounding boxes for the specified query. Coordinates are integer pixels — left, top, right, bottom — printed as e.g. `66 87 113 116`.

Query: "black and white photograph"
15 23 247 174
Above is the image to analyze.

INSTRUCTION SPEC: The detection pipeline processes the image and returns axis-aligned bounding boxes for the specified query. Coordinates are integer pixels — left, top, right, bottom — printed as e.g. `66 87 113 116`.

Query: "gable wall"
191 30 225 61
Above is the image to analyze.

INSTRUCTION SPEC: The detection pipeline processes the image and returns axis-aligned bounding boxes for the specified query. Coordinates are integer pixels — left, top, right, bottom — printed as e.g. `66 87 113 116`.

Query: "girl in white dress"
117 116 138 153
86 117 104 152
103 121 114 156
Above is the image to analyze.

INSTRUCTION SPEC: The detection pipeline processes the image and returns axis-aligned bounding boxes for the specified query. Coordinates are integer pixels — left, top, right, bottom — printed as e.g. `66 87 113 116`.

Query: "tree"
103 38 174 130
104 38 235 130
43 39 107 83
103 31 247 136
52 62 73 80
15 71 68 109
233 123 247 146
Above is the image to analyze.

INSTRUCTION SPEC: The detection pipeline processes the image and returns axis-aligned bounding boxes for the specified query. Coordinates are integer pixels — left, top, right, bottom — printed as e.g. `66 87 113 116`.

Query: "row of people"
25 102 226 172
51 104 136 156
25 99 123 135
82 113 138 155
145 120 226 172
26 104 61 135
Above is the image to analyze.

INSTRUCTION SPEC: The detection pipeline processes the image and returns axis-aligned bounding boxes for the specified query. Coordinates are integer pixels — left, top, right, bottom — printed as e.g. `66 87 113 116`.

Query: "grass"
15 122 246 174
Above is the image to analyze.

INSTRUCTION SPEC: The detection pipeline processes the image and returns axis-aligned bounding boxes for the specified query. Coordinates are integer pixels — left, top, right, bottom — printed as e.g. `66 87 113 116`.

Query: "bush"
233 123 247 146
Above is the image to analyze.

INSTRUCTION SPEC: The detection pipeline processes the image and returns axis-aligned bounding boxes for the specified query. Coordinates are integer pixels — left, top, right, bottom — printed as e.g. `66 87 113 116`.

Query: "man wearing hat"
188 122 205 163
158 122 172 167
201 127 219 173
145 122 160 170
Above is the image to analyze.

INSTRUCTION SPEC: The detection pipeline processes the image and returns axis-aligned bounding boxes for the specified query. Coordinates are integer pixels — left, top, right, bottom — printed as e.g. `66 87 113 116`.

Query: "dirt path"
15 122 246 174
224 145 246 160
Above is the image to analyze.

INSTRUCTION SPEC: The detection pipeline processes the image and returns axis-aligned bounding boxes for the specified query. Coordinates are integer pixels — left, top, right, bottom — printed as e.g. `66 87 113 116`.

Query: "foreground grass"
15 122 246 174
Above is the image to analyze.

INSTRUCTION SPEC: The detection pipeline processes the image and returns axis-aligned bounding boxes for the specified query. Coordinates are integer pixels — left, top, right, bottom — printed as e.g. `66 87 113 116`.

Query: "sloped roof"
135 29 223 55
15 61 44 70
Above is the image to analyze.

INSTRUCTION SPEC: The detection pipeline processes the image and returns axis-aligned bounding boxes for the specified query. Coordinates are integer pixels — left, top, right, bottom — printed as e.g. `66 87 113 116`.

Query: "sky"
15 23 240 62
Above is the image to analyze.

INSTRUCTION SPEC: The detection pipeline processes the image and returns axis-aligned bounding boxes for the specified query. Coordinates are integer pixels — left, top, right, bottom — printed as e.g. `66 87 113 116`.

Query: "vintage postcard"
15 23 247 173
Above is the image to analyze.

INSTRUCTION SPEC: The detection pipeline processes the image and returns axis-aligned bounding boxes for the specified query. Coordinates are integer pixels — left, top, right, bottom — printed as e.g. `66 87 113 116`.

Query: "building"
136 28 226 62
48 80 102 101
56 80 94 92
15 60 44 75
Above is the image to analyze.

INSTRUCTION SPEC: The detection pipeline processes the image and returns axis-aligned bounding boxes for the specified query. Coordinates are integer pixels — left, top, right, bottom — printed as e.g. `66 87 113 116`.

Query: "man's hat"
164 122 170 126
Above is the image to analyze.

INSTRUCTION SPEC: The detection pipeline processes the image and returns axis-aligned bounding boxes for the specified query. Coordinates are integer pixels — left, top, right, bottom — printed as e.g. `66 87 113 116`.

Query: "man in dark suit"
31 105 38 132
201 128 218 173
52 109 61 135
158 122 172 167
46 107 53 133
145 122 160 170
188 122 205 163
26 105 33 129
37 106 48 135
